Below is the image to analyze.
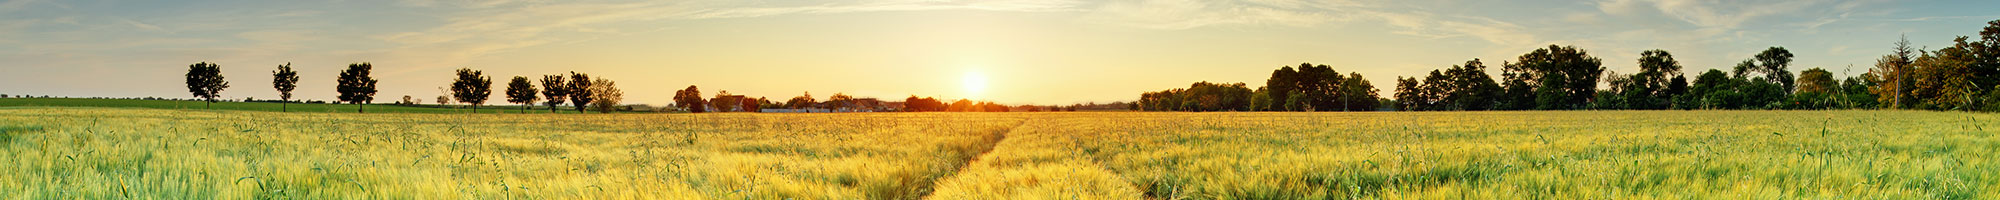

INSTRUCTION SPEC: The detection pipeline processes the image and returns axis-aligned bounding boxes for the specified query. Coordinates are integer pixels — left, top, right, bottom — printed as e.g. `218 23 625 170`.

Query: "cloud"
1082 0 1347 30
677 0 1082 19
1080 0 1535 45
116 18 166 32
0 0 34 12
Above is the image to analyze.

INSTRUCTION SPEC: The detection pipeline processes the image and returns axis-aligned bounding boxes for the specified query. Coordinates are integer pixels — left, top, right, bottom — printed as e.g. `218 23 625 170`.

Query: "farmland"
1 107 1997 199
0 98 591 114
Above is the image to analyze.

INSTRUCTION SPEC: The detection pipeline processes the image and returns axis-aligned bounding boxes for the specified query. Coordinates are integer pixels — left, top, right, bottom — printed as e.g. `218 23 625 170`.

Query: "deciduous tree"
185 62 229 109
505 76 539 113
1503 45 1604 110
674 85 706 113
272 63 298 112
336 63 378 113
540 75 567 113
590 79 621 113
566 72 594 113
451 68 493 112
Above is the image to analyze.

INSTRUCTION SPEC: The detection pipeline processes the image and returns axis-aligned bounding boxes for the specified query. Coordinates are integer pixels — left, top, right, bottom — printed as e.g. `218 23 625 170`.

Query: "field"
0 98 589 114
1 107 1997 199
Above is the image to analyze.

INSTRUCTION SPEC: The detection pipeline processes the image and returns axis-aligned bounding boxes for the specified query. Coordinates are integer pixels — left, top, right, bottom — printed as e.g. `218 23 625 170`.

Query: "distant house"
882 101 906 112
760 108 833 113
852 98 882 112
710 95 749 112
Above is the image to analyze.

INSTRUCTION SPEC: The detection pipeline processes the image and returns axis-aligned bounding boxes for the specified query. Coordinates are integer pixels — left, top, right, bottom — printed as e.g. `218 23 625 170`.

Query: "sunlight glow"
962 70 989 99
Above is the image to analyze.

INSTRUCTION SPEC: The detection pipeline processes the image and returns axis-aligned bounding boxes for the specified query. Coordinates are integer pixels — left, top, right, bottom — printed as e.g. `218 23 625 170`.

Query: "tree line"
1143 19 2000 112
185 62 625 113
183 62 1051 113
1138 63 1383 112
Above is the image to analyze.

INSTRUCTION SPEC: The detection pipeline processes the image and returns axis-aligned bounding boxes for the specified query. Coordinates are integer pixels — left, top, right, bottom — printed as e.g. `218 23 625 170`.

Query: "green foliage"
1398 59 1501 111
538 75 567 113
1394 77 1422 111
270 63 297 101
184 62 228 107
504 76 538 111
450 68 493 111
335 63 377 113
1797 68 1837 94
1248 89 1274 111
1249 63 1377 112
565 72 593 113
271 63 299 112
1503 44 1604 110
1137 81 1254 112
1622 50 1686 109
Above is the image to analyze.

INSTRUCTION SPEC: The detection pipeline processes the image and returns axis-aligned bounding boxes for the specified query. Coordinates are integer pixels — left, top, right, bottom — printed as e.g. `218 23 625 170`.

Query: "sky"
2 0 1997 105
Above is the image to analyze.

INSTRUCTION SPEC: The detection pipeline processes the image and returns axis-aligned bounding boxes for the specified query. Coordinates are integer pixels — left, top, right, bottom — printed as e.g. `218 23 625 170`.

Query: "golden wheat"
2 108 1996 199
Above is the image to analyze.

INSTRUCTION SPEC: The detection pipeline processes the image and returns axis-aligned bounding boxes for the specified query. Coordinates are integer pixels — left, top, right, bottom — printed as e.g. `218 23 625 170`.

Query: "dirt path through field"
914 120 1027 199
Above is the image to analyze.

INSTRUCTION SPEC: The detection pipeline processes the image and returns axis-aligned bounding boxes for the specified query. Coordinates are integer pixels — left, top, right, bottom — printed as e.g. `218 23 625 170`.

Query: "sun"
962 71 989 99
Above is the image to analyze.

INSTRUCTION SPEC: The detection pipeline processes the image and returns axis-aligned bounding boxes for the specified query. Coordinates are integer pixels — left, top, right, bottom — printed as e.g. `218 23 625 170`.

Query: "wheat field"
1 107 1996 199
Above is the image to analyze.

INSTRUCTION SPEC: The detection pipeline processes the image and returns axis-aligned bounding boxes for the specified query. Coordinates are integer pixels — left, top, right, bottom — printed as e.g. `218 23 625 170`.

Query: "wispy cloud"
0 0 35 13
1082 0 1347 30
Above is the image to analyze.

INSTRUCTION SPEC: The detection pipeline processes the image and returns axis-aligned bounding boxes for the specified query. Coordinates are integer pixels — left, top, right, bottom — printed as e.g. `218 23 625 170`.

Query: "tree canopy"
184 62 229 109
336 63 377 113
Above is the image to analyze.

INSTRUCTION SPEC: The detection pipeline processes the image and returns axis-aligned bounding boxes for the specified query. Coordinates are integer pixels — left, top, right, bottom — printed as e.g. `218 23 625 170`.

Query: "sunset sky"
2 0 1997 105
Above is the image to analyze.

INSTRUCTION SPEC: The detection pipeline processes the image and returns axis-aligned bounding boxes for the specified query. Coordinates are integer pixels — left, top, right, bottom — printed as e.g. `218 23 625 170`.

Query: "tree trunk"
358 103 366 113
472 104 478 113
281 98 288 112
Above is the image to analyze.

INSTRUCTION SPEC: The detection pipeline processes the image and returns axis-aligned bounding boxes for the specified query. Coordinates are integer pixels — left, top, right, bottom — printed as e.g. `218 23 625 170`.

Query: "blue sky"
2 0 1997 105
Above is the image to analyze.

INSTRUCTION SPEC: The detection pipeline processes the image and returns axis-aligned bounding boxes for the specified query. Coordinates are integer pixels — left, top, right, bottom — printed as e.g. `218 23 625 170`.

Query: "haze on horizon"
1 0 1996 105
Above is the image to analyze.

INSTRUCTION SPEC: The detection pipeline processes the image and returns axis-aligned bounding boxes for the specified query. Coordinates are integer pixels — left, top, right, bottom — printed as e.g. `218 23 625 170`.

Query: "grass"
0 98 596 114
1 107 1997 199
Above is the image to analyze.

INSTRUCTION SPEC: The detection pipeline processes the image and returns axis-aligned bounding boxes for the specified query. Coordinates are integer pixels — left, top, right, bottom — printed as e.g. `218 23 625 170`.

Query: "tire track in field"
914 120 1027 199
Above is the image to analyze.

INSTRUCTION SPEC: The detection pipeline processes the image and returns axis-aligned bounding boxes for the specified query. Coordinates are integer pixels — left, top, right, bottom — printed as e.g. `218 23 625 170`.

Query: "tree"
590 79 622 113
1688 69 1734 109
1797 68 1837 95
451 68 493 113
1420 59 1504 111
1249 88 1274 111
436 95 449 105
271 63 298 112
948 99 974 112
1503 45 1604 110
185 62 229 109
1862 37 1918 109
786 92 816 109
1256 63 1377 112
711 90 742 112
336 63 378 113
1394 76 1424 111
1737 47 1798 94
540 75 568 113
826 93 855 110
1912 38 1981 110
1265 65 1300 111
1630 50 1684 109
1339 73 1379 111
505 76 539 113
566 72 594 113
674 85 706 113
